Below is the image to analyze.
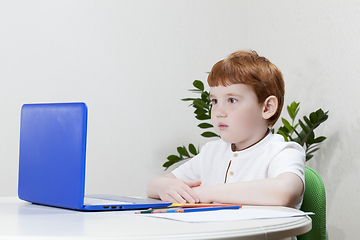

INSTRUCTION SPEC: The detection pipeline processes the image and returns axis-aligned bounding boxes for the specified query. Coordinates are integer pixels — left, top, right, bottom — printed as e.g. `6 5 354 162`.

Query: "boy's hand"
159 178 201 203
147 173 201 203
192 185 213 203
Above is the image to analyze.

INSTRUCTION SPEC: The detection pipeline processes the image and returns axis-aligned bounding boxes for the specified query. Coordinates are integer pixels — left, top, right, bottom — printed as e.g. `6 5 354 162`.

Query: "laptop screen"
18 102 88 210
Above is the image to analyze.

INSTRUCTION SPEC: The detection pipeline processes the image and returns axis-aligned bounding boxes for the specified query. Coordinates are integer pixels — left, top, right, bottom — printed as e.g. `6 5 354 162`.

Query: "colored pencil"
174 205 240 213
136 205 240 214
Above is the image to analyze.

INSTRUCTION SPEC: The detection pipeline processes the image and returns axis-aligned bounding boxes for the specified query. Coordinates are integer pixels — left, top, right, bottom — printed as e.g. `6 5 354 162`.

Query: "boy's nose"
215 107 227 118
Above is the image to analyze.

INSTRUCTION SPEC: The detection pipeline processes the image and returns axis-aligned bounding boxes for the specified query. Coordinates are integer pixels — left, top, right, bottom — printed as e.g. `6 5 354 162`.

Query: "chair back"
297 166 326 240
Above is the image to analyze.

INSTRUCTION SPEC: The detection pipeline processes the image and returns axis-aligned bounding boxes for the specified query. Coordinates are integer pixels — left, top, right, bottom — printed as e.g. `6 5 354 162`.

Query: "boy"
147 50 305 209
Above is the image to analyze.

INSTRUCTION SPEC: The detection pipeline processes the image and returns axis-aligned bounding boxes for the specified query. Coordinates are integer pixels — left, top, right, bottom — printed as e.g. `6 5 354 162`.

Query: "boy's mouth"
218 123 228 130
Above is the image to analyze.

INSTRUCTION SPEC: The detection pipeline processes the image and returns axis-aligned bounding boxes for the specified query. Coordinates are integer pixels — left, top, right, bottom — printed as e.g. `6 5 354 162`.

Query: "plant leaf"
198 123 213 129
188 89 203 94
287 101 300 120
303 116 313 128
290 101 300 111
313 136 326 143
167 155 181 162
307 131 315 144
317 110 329 124
193 99 209 109
277 129 289 141
298 119 309 134
293 128 306 146
195 114 211 120
201 131 219 138
194 108 207 115
193 80 204 91
294 107 300 119
282 118 293 132
201 92 210 102
177 146 189 157
287 105 295 120
278 125 290 135
162 161 173 169
306 154 314 161
188 144 198 155
306 147 320 155
309 112 319 124
181 98 197 102
316 109 325 119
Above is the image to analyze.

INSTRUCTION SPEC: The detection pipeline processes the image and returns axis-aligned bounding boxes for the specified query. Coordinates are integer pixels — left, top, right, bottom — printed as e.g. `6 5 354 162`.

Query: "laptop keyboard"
84 197 132 205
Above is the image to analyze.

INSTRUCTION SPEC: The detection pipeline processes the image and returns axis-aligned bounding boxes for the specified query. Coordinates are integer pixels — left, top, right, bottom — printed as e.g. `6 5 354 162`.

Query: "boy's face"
210 83 268 151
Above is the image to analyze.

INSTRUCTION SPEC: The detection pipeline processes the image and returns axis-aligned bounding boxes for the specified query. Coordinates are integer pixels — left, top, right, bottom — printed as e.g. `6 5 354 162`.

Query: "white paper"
140 208 314 223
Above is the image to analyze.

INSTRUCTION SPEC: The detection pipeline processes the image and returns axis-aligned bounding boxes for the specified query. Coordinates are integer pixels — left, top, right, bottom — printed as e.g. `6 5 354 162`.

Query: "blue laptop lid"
18 102 87 210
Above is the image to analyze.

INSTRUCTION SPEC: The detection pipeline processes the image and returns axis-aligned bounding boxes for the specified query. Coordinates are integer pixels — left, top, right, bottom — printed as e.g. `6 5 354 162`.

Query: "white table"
0 197 311 240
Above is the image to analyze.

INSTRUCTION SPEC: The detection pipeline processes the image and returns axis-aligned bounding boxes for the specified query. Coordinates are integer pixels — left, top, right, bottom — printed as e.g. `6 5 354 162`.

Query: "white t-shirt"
172 133 305 209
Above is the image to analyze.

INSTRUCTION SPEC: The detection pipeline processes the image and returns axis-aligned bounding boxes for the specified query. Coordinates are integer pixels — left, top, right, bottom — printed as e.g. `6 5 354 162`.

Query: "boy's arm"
192 172 303 207
146 173 201 203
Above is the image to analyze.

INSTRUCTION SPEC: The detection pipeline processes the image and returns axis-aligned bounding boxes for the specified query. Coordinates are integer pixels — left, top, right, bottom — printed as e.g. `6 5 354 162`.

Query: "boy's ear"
262 96 278 120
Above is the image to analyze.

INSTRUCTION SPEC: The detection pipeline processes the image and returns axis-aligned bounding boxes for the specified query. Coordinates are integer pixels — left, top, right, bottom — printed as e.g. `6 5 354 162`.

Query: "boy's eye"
211 99 218 105
228 98 237 103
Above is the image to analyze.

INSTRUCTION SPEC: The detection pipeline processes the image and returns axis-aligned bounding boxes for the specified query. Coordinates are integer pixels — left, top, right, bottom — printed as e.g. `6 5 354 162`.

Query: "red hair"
207 50 285 126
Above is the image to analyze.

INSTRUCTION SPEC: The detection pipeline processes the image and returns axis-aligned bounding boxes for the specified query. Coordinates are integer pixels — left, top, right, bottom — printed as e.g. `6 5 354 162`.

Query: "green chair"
297 166 327 240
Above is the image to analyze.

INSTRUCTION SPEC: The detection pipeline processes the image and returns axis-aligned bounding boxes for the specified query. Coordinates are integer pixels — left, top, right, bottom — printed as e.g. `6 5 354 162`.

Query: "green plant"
181 80 219 138
276 101 328 161
162 80 219 170
163 80 329 170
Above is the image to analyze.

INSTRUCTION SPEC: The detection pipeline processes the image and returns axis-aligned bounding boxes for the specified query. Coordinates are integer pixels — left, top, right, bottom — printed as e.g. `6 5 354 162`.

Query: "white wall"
0 0 358 239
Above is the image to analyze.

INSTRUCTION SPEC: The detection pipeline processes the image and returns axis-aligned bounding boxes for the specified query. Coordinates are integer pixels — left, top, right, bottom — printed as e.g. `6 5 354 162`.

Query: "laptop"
18 102 171 211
